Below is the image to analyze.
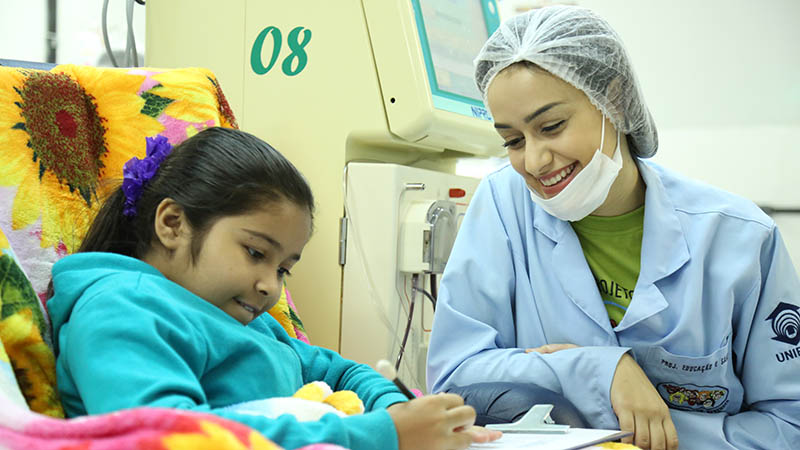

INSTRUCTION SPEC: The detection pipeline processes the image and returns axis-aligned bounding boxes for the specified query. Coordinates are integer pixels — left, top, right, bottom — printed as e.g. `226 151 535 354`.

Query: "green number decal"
251 26 282 75
282 27 312 76
251 25 312 76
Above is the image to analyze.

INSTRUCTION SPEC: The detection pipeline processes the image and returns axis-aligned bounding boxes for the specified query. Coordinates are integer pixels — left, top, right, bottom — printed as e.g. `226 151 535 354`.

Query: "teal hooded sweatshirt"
49 252 407 450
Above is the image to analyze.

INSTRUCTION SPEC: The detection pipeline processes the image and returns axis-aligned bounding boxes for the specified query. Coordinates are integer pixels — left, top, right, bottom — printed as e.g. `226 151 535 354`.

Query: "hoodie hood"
49 253 164 347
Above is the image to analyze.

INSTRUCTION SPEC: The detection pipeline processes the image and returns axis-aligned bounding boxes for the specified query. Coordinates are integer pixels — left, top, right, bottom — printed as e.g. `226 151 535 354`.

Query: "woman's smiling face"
487 64 619 199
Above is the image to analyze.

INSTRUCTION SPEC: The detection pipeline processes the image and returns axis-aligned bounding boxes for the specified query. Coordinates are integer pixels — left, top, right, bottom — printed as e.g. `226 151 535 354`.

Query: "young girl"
427 5 800 450
49 127 499 450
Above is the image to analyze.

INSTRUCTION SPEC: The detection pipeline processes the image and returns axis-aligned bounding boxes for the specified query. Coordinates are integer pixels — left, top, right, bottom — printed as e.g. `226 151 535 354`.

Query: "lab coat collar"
616 160 690 331
637 161 691 283
532 160 690 333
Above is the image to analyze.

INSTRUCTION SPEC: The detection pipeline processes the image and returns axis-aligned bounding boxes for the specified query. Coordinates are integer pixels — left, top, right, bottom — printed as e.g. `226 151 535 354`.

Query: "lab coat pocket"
638 343 743 414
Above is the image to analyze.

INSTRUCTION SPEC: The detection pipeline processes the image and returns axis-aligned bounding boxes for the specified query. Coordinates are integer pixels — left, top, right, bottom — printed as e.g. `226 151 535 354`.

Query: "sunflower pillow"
0 64 238 301
0 64 238 415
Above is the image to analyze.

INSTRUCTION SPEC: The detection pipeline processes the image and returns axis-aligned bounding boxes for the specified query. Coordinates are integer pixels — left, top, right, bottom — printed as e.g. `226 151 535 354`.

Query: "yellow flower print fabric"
0 64 237 298
0 64 238 417
0 225 63 417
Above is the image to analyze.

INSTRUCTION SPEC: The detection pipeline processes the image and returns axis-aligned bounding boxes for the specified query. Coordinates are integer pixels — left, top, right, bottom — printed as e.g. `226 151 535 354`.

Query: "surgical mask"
527 119 622 222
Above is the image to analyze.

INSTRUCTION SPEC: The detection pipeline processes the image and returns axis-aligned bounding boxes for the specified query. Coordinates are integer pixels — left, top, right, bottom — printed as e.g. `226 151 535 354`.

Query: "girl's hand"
387 393 500 450
525 343 578 354
460 425 503 444
611 354 679 450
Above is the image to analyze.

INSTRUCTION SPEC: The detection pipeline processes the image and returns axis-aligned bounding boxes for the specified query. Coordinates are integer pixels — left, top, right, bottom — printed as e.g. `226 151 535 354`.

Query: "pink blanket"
0 395 345 450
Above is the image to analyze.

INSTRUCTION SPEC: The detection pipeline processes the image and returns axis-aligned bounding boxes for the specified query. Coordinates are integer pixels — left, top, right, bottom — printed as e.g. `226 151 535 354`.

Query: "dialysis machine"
146 0 503 390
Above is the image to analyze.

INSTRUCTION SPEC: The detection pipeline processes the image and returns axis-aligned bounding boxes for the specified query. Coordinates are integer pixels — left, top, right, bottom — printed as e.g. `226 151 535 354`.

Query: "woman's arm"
658 225 800 450
700 225 800 449
426 176 628 430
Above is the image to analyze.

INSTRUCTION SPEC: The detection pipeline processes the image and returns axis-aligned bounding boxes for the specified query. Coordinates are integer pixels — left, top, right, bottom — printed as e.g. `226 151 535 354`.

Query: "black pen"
376 359 415 399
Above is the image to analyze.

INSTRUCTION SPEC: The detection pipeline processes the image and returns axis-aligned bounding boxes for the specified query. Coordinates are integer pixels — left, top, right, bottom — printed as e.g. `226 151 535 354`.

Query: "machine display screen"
412 0 499 119
418 0 488 103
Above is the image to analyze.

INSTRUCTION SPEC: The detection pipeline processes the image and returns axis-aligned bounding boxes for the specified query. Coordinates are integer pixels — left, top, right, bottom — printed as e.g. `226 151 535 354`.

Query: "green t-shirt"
571 206 644 328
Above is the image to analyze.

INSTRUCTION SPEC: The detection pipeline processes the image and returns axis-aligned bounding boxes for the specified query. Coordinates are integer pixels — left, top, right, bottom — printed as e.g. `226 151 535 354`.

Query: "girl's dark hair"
78 127 315 260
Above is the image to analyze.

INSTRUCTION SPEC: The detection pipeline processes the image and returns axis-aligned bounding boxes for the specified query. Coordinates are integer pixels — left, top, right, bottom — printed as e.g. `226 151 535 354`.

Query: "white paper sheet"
469 428 631 450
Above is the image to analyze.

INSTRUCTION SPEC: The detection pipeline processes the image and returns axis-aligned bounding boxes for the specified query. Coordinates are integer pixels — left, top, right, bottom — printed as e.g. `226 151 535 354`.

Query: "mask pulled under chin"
527 132 622 222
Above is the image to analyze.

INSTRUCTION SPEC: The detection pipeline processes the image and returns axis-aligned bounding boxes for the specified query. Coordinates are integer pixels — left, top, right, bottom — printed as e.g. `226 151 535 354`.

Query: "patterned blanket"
0 399 344 450
0 64 316 449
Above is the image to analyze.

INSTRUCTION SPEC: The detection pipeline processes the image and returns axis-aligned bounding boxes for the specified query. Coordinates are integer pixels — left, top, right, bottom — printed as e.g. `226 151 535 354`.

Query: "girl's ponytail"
77 187 138 256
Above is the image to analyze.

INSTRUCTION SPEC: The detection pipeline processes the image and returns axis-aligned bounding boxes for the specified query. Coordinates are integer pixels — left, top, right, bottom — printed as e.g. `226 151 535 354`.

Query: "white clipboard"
475 404 632 450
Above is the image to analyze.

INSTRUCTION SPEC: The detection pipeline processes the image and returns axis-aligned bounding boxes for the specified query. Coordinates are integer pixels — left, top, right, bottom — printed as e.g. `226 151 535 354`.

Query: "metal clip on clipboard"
485 404 570 434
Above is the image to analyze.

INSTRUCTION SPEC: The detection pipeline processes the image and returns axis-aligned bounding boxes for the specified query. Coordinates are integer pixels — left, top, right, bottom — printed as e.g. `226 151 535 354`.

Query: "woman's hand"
526 344 678 449
611 353 679 450
387 393 502 450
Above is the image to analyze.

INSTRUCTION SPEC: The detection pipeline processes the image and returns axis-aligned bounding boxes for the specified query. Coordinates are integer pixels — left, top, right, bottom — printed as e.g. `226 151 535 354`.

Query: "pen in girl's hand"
375 359 415 400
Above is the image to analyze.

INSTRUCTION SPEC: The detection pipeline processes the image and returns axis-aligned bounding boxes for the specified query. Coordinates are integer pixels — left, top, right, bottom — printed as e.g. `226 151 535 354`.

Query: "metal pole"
46 0 57 62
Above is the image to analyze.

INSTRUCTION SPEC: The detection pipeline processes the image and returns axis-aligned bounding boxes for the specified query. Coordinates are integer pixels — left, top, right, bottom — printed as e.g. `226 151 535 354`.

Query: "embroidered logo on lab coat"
657 383 729 413
766 302 800 346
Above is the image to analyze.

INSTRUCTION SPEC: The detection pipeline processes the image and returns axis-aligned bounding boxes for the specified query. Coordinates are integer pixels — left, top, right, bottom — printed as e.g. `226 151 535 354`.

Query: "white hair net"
475 6 657 158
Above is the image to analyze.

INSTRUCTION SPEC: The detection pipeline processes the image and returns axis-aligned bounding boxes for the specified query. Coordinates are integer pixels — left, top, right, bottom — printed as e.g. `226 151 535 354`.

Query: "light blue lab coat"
427 160 800 449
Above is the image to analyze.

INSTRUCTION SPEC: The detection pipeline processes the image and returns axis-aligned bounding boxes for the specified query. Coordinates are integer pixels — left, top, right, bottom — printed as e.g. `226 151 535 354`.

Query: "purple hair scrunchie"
122 135 173 218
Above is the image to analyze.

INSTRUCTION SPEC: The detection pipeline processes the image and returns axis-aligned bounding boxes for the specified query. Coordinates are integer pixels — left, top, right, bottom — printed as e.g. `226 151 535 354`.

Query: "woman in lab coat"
426 6 800 450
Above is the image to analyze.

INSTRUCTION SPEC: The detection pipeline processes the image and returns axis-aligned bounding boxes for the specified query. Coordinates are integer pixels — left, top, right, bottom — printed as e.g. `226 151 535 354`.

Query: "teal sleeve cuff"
203 407 401 450
372 392 409 410
341 409 400 450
